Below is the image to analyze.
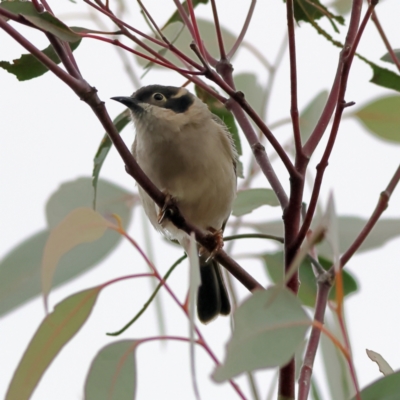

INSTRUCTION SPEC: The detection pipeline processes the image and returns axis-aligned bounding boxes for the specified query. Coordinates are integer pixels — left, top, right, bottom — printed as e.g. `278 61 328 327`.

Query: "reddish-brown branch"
228 100 289 208
186 0 209 61
80 33 205 75
286 0 302 159
303 0 364 157
341 164 400 267
298 277 332 400
210 0 226 59
371 9 400 72
83 0 167 48
295 0 376 250
227 0 257 60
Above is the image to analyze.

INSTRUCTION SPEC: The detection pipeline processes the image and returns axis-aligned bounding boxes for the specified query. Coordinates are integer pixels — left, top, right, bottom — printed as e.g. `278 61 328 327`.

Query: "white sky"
1 1 400 399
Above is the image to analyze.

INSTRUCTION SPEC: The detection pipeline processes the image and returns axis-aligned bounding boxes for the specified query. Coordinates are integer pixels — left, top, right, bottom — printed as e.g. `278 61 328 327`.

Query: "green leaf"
354 370 400 400
366 349 394 377
164 0 209 27
321 312 354 400
0 39 81 81
6 287 101 400
330 0 353 15
354 96 400 143
0 1 81 42
299 90 329 142
85 340 138 400
234 73 265 117
212 287 311 382
292 0 344 28
42 208 109 310
247 216 400 257
232 188 280 217
93 109 131 208
46 177 133 228
0 178 134 317
381 49 400 65
262 251 358 308
369 63 400 93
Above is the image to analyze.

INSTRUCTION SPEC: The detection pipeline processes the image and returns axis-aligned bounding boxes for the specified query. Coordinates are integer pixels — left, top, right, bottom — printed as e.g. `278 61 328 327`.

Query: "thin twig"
303 0 365 157
286 0 303 158
371 9 400 71
210 0 226 59
83 0 168 48
295 0 377 250
227 0 257 60
298 278 332 400
340 164 400 267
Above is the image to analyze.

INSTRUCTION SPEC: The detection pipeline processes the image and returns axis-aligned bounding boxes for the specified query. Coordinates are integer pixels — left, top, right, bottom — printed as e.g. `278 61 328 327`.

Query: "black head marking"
132 85 194 114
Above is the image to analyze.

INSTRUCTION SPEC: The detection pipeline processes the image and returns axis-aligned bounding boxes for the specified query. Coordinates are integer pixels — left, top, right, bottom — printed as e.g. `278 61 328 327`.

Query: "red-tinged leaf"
6 287 101 400
85 340 139 400
42 208 109 310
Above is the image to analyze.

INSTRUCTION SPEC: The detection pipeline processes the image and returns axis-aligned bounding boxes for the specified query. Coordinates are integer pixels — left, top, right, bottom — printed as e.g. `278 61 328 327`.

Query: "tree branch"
298 275 333 400
286 0 302 158
227 0 257 60
303 0 364 157
340 164 400 267
295 0 377 250
371 9 400 71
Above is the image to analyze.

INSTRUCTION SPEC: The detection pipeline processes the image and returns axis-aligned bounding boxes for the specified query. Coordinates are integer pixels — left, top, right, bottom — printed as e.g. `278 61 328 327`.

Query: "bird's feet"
203 227 224 262
158 192 178 224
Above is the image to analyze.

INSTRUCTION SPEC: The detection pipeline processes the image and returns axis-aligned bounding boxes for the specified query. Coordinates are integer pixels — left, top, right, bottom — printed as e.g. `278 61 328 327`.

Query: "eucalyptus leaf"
6 287 101 400
0 1 80 42
262 251 358 308
93 109 131 208
321 312 353 400
85 340 138 400
0 178 134 317
213 287 311 381
330 0 353 15
291 0 344 29
246 216 400 258
42 208 109 310
366 349 394 377
0 40 81 81
381 49 400 65
369 63 400 93
233 188 279 217
234 73 265 117
354 370 400 400
299 90 329 142
354 96 400 143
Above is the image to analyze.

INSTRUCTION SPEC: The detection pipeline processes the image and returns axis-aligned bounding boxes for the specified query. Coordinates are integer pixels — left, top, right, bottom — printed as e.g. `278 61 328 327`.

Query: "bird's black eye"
153 93 164 101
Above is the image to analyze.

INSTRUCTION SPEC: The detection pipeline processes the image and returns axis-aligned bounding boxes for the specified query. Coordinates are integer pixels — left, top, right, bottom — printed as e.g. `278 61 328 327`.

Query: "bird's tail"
197 256 231 323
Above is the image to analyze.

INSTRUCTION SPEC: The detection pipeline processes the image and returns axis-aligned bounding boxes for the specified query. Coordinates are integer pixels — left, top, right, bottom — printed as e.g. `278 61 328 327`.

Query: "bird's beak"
111 96 144 114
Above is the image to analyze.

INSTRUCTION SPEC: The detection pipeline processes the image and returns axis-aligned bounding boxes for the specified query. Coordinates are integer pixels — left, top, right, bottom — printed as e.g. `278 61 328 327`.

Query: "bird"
112 84 237 323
